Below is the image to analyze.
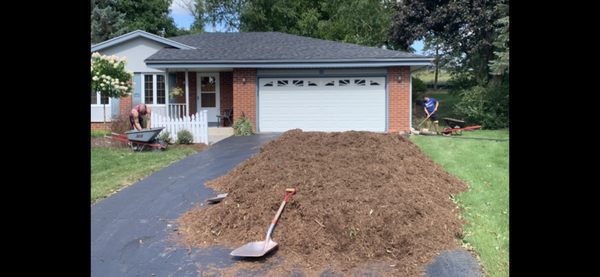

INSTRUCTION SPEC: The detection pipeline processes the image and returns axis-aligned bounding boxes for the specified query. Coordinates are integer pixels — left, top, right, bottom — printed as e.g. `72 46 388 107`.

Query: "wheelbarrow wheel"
453 125 463 136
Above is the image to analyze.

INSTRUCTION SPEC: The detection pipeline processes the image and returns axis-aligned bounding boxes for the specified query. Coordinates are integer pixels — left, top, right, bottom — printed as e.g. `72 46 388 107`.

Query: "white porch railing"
151 110 208 144
168 103 187 118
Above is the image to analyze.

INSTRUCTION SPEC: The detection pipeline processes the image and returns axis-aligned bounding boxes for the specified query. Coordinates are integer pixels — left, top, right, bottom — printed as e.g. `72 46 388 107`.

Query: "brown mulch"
177 129 468 276
91 137 129 148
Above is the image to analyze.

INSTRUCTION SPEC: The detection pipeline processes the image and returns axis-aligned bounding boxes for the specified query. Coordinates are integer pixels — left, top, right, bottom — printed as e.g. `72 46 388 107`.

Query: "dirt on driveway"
177 129 468 276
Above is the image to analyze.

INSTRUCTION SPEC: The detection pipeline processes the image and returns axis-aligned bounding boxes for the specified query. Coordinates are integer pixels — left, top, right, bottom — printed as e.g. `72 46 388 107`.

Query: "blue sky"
169 0 424 54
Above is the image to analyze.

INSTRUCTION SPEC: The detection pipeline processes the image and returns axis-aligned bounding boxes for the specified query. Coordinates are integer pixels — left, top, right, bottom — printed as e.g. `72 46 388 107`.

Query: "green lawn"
91 146 200 204
91 130 111 137
411 129 509 277
413 70 451 84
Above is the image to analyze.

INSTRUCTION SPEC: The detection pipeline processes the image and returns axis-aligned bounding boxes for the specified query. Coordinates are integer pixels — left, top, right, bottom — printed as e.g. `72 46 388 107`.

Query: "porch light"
242 77 246 84
397 75 402 83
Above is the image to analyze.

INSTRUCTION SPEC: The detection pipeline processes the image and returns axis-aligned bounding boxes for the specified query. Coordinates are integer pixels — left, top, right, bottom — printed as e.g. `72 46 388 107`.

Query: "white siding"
258 77 386 132
91 105 112 122
97 37 166 73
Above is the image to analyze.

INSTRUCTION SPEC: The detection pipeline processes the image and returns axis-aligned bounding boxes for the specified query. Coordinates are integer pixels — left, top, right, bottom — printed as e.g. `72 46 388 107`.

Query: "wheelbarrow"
105 127 167 152
441 118 482 136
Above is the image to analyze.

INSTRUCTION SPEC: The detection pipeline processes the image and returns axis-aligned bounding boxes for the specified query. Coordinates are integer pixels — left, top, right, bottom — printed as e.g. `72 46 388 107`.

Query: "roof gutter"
146 59 433 69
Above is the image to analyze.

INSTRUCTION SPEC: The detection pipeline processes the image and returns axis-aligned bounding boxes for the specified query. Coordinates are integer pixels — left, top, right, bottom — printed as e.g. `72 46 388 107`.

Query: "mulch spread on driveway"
178 129 468 276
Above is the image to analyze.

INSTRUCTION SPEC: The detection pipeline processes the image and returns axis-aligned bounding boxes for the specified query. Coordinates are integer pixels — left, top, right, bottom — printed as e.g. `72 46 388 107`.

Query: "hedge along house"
91 30 432 133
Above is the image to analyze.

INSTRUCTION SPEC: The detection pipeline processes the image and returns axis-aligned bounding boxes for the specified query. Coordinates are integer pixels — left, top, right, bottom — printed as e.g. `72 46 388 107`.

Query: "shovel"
230 188 297 257
206 193 228 204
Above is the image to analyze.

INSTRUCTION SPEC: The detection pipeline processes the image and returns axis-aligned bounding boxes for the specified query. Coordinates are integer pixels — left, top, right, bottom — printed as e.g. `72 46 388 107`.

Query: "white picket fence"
151 110 208 144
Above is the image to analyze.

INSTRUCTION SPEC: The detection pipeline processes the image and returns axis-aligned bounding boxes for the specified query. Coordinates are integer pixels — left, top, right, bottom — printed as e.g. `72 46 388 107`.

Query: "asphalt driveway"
91 133 482 277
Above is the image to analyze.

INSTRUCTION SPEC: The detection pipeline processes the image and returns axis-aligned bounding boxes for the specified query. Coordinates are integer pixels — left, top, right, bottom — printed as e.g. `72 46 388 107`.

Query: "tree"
178 0 206 33
390 0 508 84
91 0 128 43
489 3 509 78
422 35 448 90
91 52 134 129
116 0 180 37
195 0 396 47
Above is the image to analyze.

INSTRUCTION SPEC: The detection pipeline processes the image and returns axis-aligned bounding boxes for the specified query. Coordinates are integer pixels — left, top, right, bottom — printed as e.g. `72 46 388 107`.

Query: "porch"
143 70 233 127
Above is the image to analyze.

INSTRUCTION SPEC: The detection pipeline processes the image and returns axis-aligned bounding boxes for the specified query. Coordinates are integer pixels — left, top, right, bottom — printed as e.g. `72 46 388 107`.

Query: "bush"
110 114 132 134
158 130 173 144
412 77 427 94
176 130 194 144
233 115 254 136
454 83 509 129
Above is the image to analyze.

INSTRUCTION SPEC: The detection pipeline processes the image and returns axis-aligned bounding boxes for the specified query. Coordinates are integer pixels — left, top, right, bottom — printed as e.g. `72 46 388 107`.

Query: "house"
91 30 432 133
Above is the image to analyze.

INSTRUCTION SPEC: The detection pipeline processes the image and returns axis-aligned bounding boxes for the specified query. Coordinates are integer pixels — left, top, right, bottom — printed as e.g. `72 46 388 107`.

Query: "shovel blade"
207 193 228 204
230 240 278 257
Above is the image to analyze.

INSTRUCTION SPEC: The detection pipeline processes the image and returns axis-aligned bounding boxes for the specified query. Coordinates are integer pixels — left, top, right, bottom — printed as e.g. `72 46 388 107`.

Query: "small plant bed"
177 129 469 276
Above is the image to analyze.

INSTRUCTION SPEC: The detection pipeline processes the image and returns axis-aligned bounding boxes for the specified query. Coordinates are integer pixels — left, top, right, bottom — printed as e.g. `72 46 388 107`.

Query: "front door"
196 73 220 123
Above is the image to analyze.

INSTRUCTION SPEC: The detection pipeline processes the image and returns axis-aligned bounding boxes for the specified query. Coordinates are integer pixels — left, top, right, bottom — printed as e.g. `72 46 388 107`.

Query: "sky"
169 0 424 54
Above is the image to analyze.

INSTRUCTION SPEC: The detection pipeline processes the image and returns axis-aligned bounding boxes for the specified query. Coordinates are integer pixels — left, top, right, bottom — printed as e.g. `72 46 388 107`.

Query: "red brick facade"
232 68 257 131
91 122 111 131
220 72 233 111
387 67 411 133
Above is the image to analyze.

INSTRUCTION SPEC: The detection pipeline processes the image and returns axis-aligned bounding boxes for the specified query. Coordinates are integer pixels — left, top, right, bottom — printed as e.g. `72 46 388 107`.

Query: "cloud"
170 0 193 17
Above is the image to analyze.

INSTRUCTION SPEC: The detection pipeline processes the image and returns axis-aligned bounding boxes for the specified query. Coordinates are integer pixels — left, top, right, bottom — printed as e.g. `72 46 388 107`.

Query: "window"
354 79 366 86
144 75 153 104
142 74 167 105
200 76 216 107
324 81 335 86
91 89 109 105
201 93 216 107
263 81 273 87
91 90 97 104
157 75 165 104
277 80 289 87
308 81 317 86
293 80 304 87
339 79 350 86
370 80 381 86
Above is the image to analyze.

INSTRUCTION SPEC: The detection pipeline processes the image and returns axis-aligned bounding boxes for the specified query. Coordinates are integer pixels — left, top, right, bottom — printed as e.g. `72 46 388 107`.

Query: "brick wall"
387 67 411 133
174 72 197 115
91 122 111 131
220 72 233 111
232 68 257 131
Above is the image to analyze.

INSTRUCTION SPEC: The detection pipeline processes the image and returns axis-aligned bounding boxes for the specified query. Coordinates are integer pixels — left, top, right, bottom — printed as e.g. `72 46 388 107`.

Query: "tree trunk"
103 103 107 131
434 47 439 90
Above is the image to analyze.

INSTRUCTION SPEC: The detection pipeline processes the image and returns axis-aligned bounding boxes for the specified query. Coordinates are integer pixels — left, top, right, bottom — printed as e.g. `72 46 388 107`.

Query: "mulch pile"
177 129 468 276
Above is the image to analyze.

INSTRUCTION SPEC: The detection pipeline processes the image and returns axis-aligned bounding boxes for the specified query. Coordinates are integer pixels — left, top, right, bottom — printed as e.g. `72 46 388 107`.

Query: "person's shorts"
428 113 439 121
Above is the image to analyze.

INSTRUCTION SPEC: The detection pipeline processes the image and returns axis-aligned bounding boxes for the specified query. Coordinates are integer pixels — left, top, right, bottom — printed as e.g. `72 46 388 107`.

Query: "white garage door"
258 77 386 132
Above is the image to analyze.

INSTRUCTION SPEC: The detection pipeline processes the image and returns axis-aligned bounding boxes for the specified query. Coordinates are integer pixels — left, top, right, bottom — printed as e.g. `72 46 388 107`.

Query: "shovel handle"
265 188 296 241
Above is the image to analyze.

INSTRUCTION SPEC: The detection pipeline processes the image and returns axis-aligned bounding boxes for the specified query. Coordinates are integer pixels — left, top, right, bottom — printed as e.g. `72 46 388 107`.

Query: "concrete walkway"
91 133 482 277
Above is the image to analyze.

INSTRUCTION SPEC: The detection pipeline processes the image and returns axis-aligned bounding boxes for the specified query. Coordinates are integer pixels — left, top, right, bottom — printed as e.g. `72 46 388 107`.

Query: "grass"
411 129 509 277
413 69 451 84
91 130 111 137
91 146 200 204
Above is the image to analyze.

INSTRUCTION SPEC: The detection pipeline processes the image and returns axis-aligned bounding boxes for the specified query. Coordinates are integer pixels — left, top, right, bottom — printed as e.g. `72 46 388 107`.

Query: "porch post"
165 69 170 117
185 71 190 116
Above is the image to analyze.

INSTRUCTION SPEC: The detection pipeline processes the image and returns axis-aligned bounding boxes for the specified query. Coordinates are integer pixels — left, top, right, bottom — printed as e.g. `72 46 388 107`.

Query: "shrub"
176 130 194 144
454 83 509 129
412 77 427 94
158 130 173 144
233 114 254 136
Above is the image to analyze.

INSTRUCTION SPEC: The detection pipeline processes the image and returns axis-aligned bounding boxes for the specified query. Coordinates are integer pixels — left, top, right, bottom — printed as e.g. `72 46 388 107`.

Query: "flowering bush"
170 87 184 97
91 52 133 98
